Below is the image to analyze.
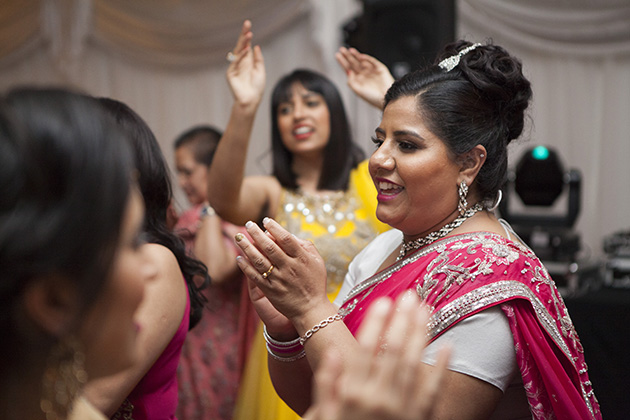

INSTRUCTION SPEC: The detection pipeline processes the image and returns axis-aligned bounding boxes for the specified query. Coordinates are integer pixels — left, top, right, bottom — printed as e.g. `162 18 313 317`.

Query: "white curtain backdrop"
1 0 629 259
458 0 630 261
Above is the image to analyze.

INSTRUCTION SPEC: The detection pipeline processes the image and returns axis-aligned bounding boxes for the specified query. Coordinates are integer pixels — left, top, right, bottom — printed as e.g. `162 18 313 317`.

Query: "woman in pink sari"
232 40 602 419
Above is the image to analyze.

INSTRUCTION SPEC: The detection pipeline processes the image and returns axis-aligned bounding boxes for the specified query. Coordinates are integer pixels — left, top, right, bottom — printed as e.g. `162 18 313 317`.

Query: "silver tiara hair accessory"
438 43 482 72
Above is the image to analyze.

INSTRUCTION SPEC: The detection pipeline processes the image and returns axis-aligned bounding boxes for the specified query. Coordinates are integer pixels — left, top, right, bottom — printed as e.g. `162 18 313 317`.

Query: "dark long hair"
384 40 532 203
270 69 364 191
1 87 134 369
98 98 209 329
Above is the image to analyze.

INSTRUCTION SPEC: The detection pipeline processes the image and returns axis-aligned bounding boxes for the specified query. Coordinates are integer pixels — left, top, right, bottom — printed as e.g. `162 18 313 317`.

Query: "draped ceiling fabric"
91 0 311 68
460 0 630 56
0 0 629 260
0 0 311 69
0 0 42 66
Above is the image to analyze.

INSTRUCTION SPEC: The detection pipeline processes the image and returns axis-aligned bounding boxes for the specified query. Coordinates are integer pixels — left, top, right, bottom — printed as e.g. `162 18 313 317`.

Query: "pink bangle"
263 325 303 354
266 346 306 363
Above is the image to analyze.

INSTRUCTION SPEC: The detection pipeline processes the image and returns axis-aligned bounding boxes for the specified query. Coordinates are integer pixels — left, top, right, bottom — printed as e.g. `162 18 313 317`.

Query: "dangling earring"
458 181 469 216
41 336 88 420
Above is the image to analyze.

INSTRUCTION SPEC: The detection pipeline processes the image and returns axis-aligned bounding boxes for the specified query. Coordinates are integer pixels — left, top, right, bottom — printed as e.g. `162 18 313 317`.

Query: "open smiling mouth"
378 181 404 196
293 126 314 139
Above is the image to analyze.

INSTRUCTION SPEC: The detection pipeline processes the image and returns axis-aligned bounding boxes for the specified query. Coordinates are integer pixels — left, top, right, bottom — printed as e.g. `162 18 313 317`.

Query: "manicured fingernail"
235 256 246 268
235 233 244 242
245 221 255 229
262 217 271 226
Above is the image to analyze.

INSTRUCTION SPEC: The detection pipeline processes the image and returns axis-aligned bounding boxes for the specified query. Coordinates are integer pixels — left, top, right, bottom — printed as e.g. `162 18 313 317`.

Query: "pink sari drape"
340 232 601 420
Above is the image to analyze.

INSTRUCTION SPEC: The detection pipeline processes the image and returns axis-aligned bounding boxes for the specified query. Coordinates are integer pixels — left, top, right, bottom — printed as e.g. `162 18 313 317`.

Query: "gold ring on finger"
261 265 274 279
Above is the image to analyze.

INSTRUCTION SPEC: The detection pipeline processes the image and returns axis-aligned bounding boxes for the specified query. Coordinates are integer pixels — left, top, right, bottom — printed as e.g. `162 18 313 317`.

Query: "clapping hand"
235 217 329 337
335 46 395 109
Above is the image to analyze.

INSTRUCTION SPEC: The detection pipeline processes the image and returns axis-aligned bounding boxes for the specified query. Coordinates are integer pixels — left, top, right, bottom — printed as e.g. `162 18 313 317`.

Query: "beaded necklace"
396 203 484 261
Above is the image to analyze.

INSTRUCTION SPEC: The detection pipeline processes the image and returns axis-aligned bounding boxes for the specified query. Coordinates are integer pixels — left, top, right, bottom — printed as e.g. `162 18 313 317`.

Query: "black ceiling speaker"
343 0 456 79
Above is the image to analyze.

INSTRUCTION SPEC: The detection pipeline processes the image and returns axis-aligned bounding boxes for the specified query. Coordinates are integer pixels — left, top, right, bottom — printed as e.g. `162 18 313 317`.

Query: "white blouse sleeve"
422 305 518 392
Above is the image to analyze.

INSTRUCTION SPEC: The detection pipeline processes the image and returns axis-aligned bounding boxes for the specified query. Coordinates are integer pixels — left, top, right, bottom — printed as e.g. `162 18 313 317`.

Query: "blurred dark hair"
270 69 364 191
98 98 209 329
384 40 532 203
0 87 134 367
173 125 223 167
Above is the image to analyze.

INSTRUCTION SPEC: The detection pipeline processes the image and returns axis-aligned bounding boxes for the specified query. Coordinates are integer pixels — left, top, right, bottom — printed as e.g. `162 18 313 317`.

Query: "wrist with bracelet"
263 312 345 361
263 325 305 362
300 313 344 346
199 204 216 219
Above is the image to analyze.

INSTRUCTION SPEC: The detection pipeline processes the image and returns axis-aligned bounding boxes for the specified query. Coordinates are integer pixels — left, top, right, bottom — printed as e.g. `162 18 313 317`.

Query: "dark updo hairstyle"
173 125 223 167
271 69 365 191
98 98 209 329
384 40 533 203
0 88 134 369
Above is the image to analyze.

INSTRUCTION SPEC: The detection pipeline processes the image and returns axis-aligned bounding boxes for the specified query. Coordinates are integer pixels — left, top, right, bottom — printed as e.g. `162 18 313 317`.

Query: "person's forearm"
268 355 314 414
206 101 258 224
268 302 360 414
194 214 238 284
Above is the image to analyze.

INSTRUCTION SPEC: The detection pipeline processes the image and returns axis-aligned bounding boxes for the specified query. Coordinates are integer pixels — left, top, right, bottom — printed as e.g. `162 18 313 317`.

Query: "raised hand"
335 46 395 109
304 293 451 420
226 20 266 109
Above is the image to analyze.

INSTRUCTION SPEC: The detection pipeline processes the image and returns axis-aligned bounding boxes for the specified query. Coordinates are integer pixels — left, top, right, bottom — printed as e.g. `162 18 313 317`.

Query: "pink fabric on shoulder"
340 233 602 420
113 280 190 420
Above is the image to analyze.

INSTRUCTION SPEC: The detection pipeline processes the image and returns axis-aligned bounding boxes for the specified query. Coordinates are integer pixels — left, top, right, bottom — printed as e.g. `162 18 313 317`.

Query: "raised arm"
335 46 395 109
207 20 277 225
193 205 241 284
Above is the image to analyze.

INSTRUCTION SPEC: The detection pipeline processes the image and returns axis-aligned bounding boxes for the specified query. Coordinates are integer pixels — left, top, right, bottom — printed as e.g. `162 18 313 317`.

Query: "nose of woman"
291 101 306 121
370 140 396 171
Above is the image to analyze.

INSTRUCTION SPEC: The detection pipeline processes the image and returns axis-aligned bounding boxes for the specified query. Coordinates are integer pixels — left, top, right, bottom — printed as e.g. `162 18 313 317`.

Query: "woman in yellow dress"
206 21 389 420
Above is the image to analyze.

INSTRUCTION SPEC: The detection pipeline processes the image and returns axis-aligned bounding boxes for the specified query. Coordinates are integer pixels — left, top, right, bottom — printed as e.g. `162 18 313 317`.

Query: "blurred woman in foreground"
0 87 153 420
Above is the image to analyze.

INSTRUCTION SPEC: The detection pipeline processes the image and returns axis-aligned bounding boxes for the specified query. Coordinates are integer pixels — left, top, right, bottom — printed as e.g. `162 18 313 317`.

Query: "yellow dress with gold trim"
232 161 388 420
